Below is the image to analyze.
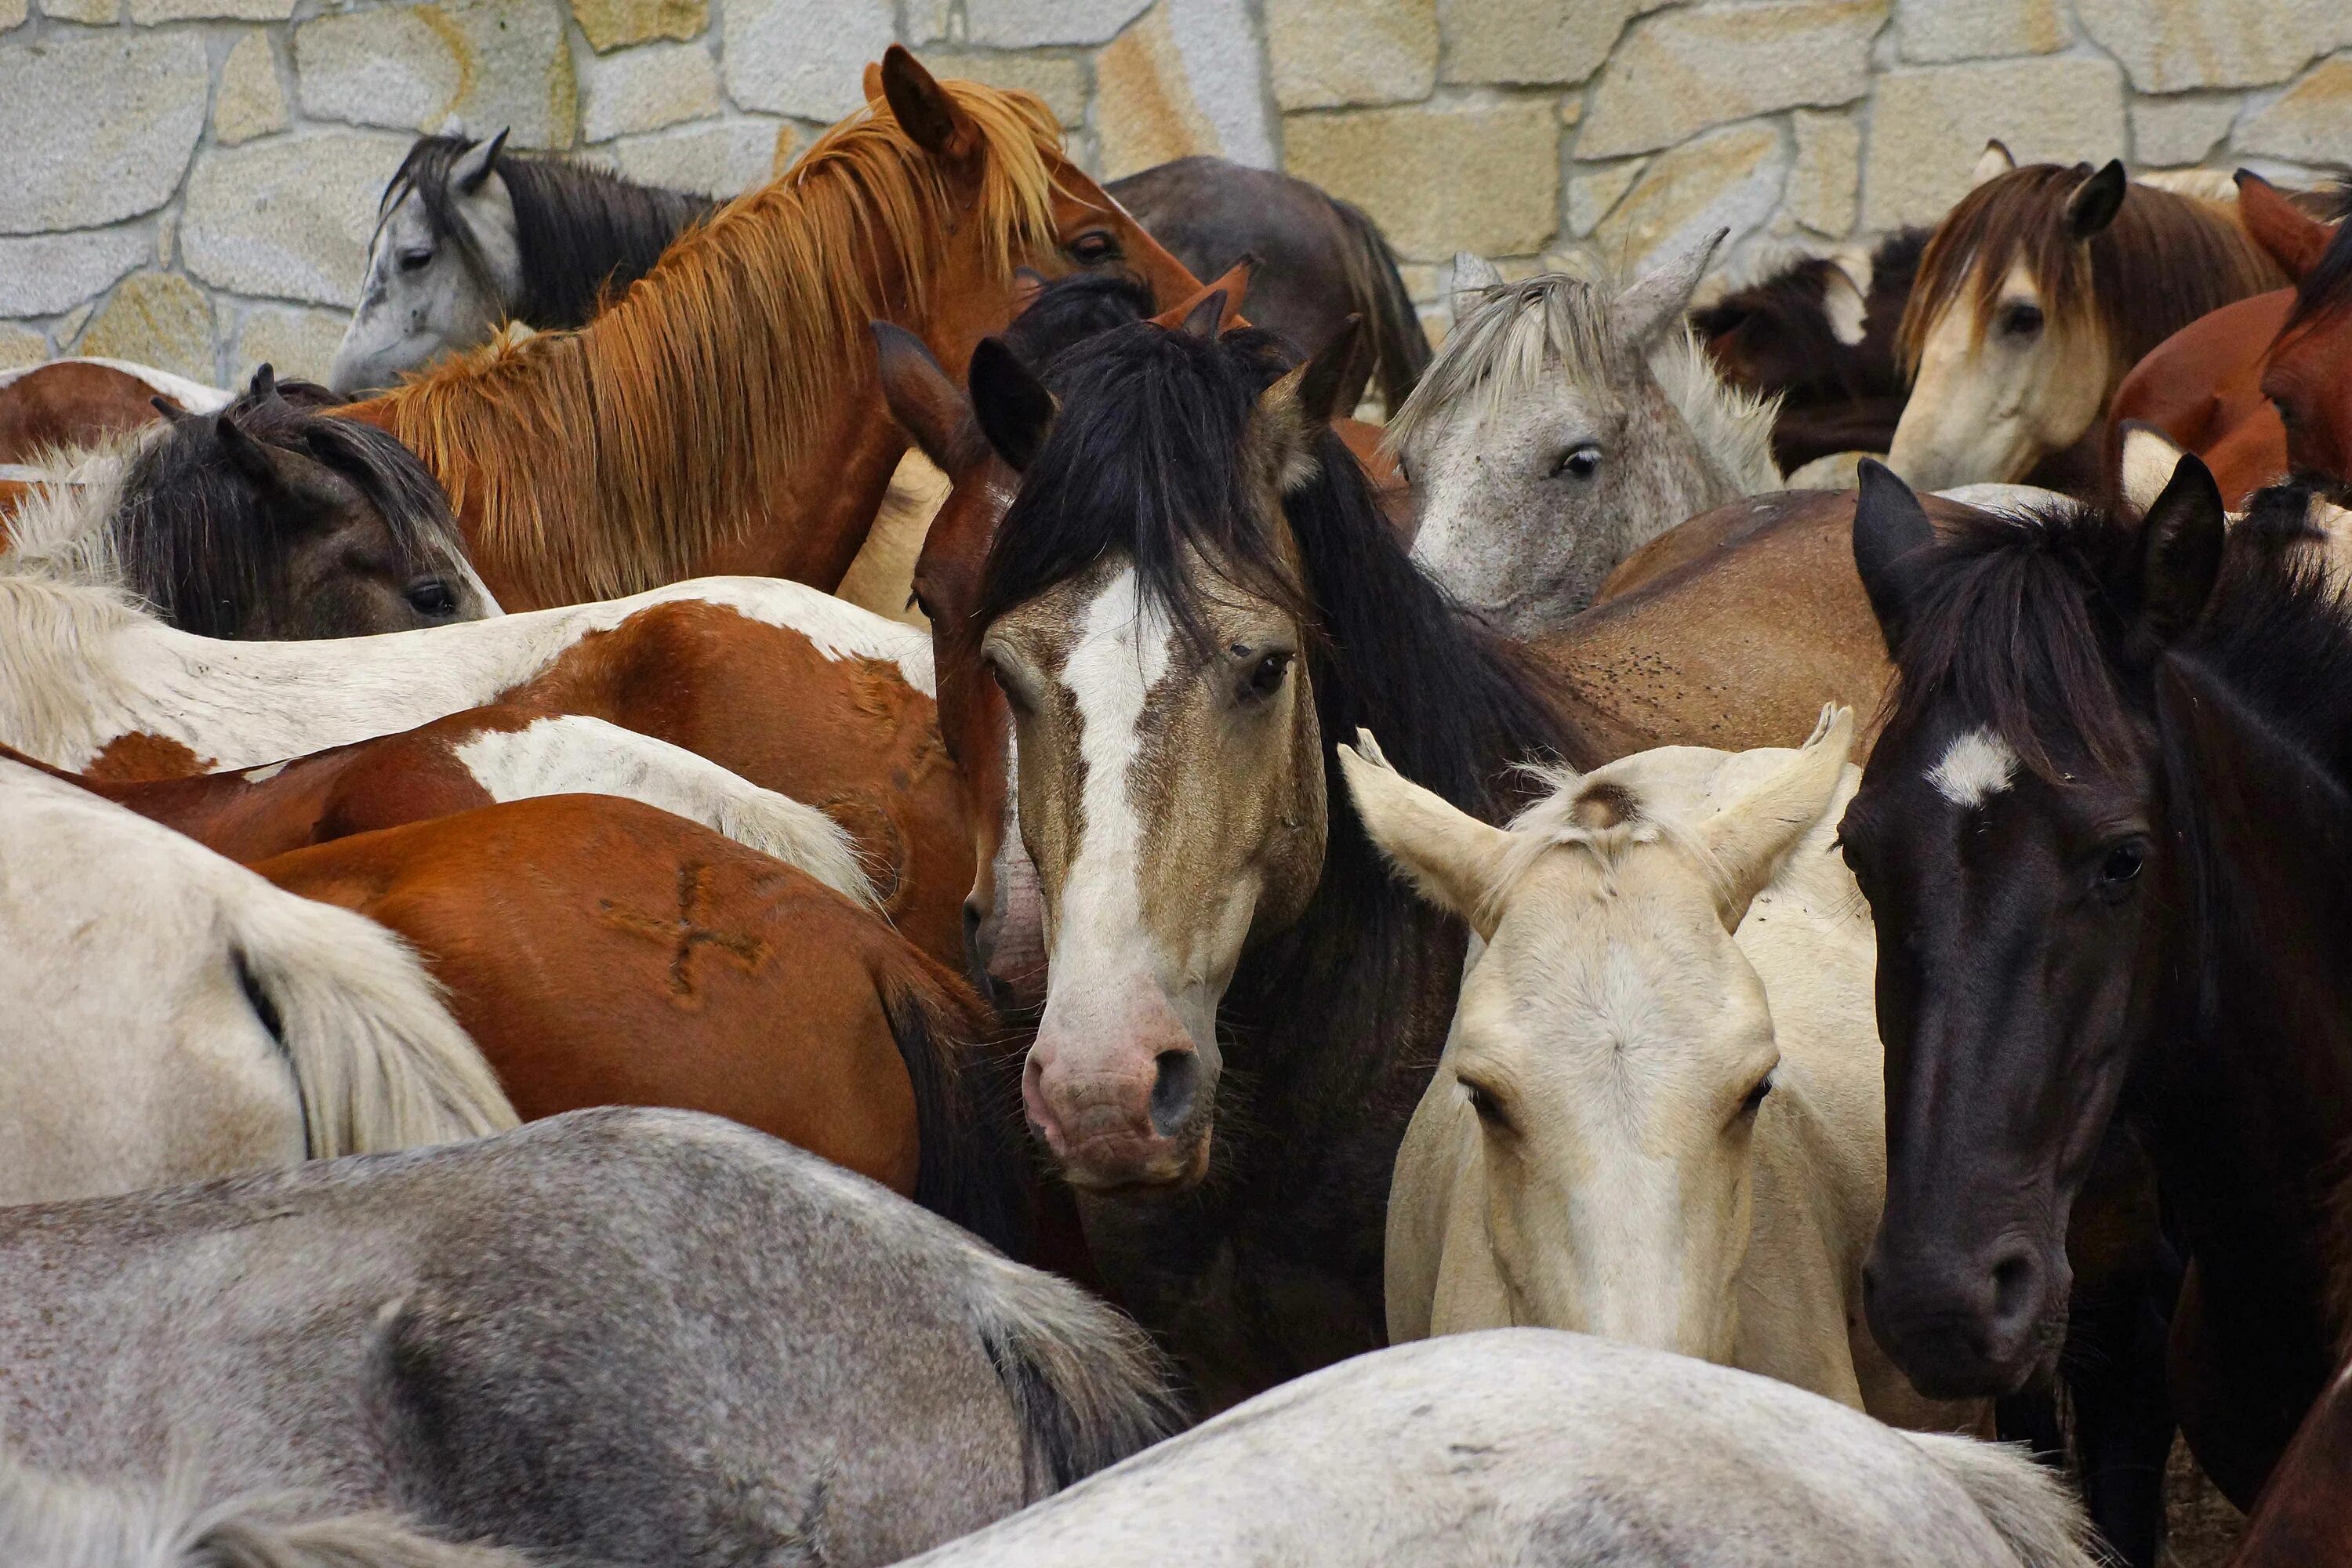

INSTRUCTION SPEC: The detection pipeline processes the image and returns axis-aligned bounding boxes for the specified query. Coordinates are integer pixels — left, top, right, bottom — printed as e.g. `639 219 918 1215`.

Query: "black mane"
1002 272 1155 372
117 385 460 637
2286 176 2352 337
1877 500 2154 782
392 135 720 328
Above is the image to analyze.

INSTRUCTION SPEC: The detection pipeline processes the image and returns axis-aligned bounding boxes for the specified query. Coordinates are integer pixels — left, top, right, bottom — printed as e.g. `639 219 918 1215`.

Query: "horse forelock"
1387 273 1618 452
1899 165 2282 380
353 79 1065 604
1878 500 2150 785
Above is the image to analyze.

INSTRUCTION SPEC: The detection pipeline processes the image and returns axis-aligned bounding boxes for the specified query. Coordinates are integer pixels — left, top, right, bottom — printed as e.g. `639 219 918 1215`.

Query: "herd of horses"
5 41 2352 1568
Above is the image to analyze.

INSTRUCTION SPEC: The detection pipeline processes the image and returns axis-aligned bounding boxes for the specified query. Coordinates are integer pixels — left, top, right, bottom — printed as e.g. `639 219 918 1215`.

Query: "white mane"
0 430 145 594
1650 327 1784 495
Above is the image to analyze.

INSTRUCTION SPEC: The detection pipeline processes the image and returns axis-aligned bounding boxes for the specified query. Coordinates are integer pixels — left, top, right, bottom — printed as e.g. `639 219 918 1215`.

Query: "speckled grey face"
329 135 522 397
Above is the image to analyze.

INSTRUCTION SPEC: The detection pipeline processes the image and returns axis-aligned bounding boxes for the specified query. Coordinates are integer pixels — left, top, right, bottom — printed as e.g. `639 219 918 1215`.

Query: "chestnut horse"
1889 147 2283 493
0 569 968 967
258 794 1022 1251
0 358 226 464
331 49 1199 610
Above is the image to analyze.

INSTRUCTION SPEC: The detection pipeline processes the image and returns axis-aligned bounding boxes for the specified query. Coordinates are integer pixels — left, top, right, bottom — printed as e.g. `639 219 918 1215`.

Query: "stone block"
0 325 47 372
1787 110 1860 236
216 33 290 147
0 229 150 318
296 0 577 150
1283 99 1558 261
2131 96 2241 166
2235 54 2352 165
570 0 703 52
0 0 25 31
724 0 893 122
1439 0 1635 89
76 270 215 383
917 50 1090 129
0 34 207 235
582 42 720 142
2078 0 2352 93
1097 0 1283 178
235 305 352 386
967 0 1150 47
183 131 416 308
1568 158 1645 238
1581 0 1886 158
1896 0 2060 64
1268 0 1436 111
595 118 786 195
128 0 289 21
1593 121 1788 276
38 0 114 21
1863 57 2127 229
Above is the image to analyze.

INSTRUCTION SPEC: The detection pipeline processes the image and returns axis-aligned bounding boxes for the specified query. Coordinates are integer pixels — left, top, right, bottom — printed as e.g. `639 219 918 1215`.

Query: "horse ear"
451 129 507 194
880 45 978 162
212 412 283 491
1612 226 1726 350
2234 169 2329 281
1972 140 2016 187
1853 459 1937 653
1819 262 1867 347
968 336 1055 472
1178 289 1227 339
2134 449 2226 650
2116 420 2191 517
1256 318 1363 491
2066 160 2128 241
1202 255 1256 326
1339 728 1516 942
151 396 194 425
872 321 982 477
1451 252 1503 294
862 61 885 102
1697 706 1854 931
246 362 279 402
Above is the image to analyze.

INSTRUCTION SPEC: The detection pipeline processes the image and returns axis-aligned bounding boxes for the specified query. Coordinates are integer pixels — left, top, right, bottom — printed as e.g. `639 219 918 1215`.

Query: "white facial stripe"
1051 567 1175 983
1927 728 2019 808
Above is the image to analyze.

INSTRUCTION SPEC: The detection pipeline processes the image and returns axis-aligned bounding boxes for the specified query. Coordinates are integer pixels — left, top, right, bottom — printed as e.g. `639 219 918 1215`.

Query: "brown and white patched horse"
1889 147 2284 493
332 48 1202 611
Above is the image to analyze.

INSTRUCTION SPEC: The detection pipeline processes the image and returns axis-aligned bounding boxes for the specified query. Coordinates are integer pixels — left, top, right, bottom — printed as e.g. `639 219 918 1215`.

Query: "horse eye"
405 579 459 617
1998 303 2044 338
2272 396 2301 431
2100 839 2145 886
1464 1080 1511 1133
1553 445 1601 480
1740 1073 1775 1120
1236 648 1293 702
398 249 433 274
1068 230 1119 264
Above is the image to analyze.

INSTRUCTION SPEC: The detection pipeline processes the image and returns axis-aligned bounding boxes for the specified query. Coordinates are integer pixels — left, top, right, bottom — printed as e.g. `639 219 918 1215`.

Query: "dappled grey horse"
0 1108 1174 1568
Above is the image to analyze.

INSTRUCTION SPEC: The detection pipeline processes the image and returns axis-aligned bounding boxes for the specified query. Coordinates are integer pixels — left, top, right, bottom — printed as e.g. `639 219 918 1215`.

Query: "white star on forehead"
1926 728 2018 808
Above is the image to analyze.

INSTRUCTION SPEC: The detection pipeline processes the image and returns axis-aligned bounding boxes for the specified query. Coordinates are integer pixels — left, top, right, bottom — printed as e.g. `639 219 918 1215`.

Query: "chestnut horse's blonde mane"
354 80 1064 604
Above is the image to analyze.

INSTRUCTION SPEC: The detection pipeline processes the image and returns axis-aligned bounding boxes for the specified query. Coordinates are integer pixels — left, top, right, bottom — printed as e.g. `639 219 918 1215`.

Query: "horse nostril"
1149 1050 1202 1136
1990 1251 2038 1328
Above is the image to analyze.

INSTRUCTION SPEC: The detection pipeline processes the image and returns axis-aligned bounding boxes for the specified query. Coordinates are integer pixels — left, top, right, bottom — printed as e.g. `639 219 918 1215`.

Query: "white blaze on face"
1927 727 2019 808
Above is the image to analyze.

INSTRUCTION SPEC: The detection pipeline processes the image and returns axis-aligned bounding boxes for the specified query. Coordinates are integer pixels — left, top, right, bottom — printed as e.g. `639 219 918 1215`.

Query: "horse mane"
1003 271 1156 369
1877 499 2151 782
388 134 722 330
1899 163 2283 382
2284 182 2352 337
351 81 1064 604
1650 327 1783 490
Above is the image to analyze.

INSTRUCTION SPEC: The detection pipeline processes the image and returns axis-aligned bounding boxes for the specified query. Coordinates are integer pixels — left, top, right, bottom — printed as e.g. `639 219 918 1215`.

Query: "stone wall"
3 0 2347 385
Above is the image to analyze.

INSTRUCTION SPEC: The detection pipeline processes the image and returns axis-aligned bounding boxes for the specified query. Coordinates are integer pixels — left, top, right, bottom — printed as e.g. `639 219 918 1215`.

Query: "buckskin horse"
328 49 1200 611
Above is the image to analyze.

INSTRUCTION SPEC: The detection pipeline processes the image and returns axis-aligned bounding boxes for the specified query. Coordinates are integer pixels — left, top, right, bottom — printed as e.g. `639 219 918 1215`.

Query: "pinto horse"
0 358 226 465
257 794 1022 1250
1888 147 2283 493
1842 460 2352 1518
331 49 1200 611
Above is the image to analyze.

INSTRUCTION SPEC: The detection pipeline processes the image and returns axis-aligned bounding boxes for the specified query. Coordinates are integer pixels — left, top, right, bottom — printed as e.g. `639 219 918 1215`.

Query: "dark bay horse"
1840 459 2352 1524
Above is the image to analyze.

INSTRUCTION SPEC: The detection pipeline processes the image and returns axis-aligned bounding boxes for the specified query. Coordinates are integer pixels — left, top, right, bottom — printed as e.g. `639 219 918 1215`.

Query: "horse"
0 357 227 464
328 49 1202 612
899 1332 2090 1568
331 130 721 396
1840 459 2352 1514
2243 172 2352 485
0 709 873 902
0 758 514 1207
1389 228 1781 637
0 1107 1175 1566
0 568 969 967
255 793 1022 1250
6 366 495 637
1693 227 1928 474
1358 709 1968 1431
2228 1351 2352 1566
1886 146 2285 493
1104 155 1428 416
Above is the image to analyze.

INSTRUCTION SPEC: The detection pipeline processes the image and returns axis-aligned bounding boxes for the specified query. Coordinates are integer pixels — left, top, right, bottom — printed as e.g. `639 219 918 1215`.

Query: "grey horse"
0 1107 1174 1568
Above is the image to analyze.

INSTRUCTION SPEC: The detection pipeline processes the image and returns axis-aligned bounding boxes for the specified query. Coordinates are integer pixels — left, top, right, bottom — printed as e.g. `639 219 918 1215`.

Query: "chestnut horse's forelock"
351 80 1065 606
1898 165 2282 386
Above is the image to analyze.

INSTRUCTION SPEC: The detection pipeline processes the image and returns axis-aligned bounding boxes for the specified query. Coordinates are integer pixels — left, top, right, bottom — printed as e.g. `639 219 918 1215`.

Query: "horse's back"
0 361 218 465
2108 289 2293 506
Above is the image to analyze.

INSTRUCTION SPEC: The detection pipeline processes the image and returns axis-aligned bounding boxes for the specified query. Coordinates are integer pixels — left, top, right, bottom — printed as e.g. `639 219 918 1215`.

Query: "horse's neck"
684 407 910 590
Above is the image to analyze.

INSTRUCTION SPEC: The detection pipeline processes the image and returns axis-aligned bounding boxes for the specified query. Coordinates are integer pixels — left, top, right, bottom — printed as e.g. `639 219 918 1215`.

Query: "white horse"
1346 710 1963 1428
1388 227 1781 637
902 1330 2090 1568
0 759 515 1205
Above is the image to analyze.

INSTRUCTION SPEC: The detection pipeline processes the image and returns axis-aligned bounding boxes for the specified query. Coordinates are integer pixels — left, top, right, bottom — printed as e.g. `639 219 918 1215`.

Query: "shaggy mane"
343 79 1065 604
